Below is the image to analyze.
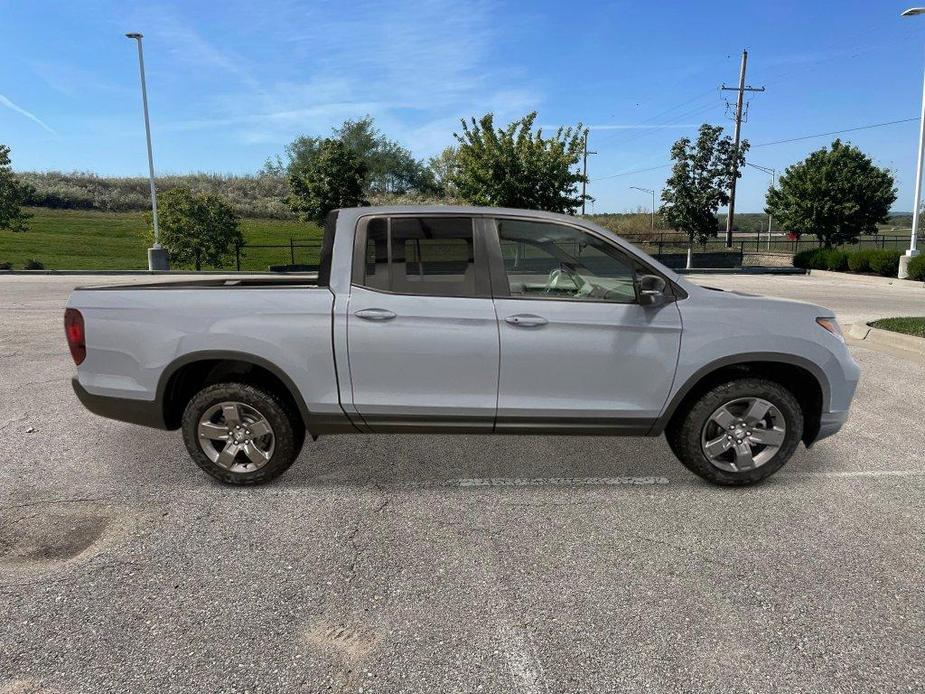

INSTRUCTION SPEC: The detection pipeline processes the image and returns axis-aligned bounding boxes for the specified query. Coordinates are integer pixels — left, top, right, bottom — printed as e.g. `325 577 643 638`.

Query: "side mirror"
636 274 667 307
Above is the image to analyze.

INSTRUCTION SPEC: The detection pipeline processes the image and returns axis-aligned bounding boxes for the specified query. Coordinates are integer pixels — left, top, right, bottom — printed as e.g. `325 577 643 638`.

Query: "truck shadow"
274 432 832 490
110 425 837 491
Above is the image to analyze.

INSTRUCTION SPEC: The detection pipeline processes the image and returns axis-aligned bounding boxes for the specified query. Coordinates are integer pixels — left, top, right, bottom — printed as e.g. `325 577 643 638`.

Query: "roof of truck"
335 205 586 222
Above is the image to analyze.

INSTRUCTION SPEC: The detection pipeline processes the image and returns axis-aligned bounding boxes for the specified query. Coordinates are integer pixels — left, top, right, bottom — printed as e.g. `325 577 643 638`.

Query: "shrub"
793 247 848 270
868 249 901 276
847 248 876 272
824 249 850 271
907 253 925 281
0 261 11 270
793 248 825 269
23 258 44 270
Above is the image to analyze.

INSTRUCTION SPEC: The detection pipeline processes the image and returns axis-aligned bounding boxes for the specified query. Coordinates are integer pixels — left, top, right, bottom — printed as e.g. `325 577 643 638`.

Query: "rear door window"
354 216 482 297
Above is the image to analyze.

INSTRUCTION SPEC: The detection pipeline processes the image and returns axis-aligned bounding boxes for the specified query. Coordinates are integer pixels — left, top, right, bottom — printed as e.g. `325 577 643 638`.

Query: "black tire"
665 377 803 486
181 382 305 485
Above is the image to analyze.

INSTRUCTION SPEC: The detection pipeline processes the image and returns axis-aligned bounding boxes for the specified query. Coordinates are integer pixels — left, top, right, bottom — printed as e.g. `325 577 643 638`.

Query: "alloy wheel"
197 401 275 473
700 397 786 472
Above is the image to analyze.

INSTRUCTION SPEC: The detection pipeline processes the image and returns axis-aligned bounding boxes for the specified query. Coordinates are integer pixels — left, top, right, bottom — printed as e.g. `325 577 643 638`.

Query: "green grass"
869 317 925 338
0 208 322 271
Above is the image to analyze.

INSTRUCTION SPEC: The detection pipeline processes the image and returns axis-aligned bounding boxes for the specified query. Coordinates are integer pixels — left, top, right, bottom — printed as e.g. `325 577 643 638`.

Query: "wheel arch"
158 351 311 431
653 353 829 446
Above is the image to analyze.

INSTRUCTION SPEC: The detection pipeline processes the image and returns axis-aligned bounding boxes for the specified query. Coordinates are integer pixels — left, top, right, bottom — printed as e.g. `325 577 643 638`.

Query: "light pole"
746 162 776 249
899 8 925 278
126 32 168 271
630 186 656 231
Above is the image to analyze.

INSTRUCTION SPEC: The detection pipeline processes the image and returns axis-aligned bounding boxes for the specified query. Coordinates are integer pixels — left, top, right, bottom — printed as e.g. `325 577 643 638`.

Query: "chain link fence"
232 233 921 272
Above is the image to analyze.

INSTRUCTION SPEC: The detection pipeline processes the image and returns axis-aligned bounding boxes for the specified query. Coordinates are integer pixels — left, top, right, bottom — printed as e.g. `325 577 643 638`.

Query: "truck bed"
74 275 320 291
67 281 341 424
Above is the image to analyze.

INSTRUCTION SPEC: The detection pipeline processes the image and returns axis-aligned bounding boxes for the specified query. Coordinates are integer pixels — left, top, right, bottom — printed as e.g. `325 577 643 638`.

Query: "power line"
593 117 921 183
759 28 923 89
596 88 717 143
592 163 671 182
602 100 721 151
753 117 919 147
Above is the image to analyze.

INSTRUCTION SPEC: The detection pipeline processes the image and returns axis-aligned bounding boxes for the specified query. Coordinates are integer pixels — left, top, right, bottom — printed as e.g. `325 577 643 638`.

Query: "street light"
899 8 925 278
126 32 168 271
746 161 777 249
630 186 656 231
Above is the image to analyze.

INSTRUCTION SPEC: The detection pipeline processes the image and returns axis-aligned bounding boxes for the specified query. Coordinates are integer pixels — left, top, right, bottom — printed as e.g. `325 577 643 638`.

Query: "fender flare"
649 352 831 435
157 350 313 429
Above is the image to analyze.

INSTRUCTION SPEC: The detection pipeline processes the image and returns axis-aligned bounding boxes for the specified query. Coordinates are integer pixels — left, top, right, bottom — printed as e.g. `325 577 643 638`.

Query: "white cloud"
30 62 130 99
0 94 56 134
147 0 542 156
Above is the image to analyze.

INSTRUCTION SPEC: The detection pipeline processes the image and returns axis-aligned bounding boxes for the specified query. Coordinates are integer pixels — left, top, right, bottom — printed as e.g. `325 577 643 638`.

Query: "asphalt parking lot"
1 272 923 694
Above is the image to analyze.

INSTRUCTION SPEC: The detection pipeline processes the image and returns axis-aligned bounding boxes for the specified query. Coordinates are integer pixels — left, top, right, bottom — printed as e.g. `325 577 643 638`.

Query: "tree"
451 112 588 213
0 144 33 232
146 188 242 270
660 124 747 263
338 117 430 193
288 138 367 225
273 116 431 195
426 146 459 197
765 139 896 247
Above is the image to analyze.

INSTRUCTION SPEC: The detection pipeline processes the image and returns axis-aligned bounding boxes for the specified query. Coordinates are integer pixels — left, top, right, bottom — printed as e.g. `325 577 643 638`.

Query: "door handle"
504 314 548 328
354 308 397 321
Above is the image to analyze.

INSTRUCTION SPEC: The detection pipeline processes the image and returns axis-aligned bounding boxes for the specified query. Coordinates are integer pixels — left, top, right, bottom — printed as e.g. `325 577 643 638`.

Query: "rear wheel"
666 378 803 486
181 382 304 485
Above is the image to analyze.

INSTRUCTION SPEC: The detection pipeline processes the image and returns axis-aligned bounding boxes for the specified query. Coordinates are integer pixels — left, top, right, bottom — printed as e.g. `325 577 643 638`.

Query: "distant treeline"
14 170 915 231
14 170 464 219
16 171 293 219
590 211 913 236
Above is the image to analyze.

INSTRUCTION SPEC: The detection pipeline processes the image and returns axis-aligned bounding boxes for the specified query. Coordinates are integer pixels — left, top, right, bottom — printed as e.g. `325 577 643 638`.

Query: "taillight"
64 308 86 365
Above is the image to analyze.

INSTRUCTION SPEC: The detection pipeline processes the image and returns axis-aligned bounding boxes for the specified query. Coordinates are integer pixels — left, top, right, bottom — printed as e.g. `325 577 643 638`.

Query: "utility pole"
721 49 765 247
581 132 597 215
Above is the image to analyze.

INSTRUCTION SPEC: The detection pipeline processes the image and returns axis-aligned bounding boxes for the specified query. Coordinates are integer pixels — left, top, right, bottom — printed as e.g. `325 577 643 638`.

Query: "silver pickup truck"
65 206 859 486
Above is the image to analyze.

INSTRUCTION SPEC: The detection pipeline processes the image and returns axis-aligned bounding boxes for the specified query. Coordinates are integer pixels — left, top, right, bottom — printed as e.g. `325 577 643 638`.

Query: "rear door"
486 216 682 432
345 214 500 431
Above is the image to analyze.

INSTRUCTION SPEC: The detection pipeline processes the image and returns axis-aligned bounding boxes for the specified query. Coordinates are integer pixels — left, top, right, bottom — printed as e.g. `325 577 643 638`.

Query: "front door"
346 215 499 431
487 217 682 432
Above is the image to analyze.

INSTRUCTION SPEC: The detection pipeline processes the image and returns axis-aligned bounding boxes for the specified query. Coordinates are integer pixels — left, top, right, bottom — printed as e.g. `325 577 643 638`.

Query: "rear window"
354 216 480 297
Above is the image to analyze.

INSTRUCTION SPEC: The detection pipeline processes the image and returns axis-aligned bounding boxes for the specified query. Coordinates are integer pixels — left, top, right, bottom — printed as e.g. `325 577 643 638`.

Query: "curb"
808 269 925 288
678 267 807 275
848 322 925 355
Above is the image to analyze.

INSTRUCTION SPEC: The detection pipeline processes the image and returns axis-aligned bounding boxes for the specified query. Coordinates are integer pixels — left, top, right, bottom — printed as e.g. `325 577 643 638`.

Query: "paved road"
1 274 923 694
687 270 925 326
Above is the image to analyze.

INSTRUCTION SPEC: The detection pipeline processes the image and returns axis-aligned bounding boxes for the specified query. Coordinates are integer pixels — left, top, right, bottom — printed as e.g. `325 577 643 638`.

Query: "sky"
2 0 925 213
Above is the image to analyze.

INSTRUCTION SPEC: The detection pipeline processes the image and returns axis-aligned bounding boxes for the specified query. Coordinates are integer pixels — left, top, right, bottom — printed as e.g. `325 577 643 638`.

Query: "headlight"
816 317 844 343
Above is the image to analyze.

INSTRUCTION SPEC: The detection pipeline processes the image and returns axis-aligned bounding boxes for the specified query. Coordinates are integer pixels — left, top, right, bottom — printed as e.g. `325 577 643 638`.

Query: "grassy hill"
0 208 322 271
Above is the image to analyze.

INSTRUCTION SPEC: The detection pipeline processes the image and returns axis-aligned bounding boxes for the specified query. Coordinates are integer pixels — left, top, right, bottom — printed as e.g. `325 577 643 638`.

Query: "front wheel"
666 378 803 486
181 382 304 485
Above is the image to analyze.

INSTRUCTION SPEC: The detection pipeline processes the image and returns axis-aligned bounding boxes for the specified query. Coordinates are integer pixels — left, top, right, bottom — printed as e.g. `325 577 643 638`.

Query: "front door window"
496 219 639 303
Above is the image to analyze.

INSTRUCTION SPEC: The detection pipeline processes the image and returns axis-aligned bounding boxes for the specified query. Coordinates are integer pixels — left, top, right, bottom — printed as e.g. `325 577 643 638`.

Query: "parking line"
782 469 925 479
390 477 670 489
497 622 548 694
